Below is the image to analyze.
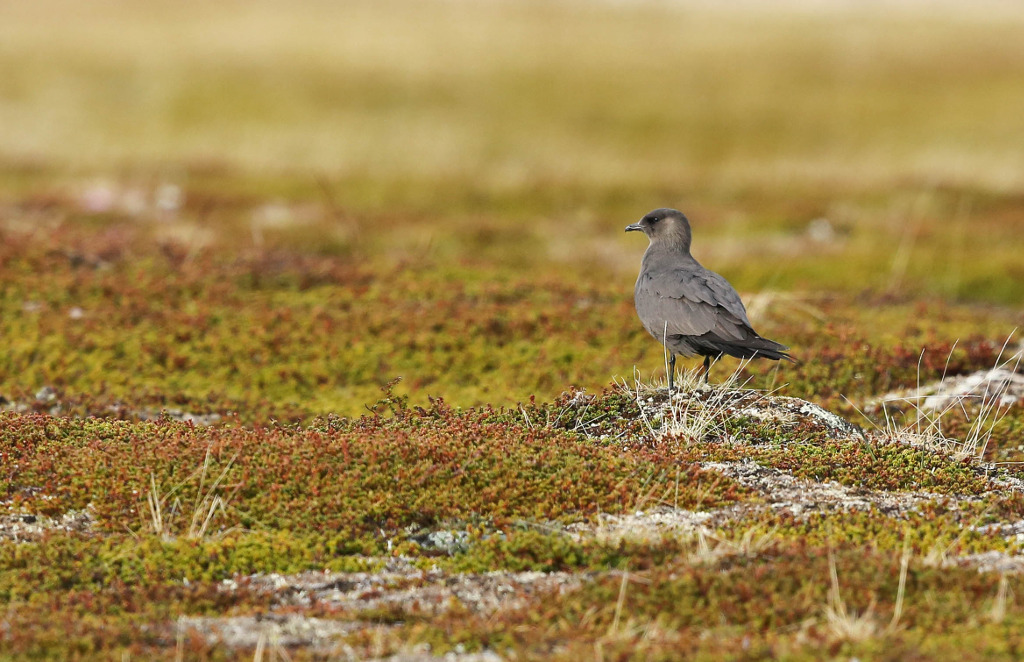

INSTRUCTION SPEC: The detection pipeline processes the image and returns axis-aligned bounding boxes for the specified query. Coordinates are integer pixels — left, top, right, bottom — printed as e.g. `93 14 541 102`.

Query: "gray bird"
626 208 793 390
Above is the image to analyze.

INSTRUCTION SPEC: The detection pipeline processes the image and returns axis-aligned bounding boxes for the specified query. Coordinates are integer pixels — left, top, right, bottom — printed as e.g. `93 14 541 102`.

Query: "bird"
626 208 793 391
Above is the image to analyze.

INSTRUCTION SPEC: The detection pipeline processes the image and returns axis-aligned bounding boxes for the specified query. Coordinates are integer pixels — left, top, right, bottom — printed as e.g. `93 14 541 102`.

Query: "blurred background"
1 0 1023 416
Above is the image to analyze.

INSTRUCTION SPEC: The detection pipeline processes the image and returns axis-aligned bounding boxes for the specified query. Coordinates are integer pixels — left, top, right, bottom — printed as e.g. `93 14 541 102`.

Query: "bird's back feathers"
633 234 792 362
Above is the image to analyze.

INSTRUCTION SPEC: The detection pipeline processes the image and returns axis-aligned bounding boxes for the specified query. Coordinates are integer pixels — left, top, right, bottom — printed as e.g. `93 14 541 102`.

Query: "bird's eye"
649 216 660 224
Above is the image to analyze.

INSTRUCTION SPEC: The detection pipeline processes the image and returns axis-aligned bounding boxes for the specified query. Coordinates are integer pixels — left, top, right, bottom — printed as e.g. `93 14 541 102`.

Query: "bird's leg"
668 354 676 394
702 355 711 385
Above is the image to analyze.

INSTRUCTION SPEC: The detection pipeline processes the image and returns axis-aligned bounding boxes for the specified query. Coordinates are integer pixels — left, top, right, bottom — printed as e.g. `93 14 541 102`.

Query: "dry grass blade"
825 551 880 642
147 473 165 538
253 631 266 662
874 344 963 453
989 573 1011 624
609 571 630 636
187 448 238 540
144 445 237 541
623 359 761 445
848 331 1021 463
887 536 911 633
691 524 777 564
959 330 1022 461
175 616 185 662
825 542 912 642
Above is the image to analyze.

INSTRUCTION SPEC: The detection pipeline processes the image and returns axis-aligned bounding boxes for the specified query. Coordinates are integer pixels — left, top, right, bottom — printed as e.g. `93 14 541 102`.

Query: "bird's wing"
635 266 753 340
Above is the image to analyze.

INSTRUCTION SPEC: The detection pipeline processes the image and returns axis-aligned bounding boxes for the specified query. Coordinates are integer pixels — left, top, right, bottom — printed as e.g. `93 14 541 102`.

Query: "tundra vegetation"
2 1 1024 659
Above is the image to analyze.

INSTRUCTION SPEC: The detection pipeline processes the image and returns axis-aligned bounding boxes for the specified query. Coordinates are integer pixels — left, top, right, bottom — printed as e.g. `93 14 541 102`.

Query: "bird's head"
625 208 692 252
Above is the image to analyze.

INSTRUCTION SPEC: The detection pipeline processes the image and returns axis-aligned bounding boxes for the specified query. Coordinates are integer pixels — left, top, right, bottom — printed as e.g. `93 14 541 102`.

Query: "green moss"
414 548 1024 661
0 408 750 545
742 435 991 495
722 506 1016 557
0 532 379 602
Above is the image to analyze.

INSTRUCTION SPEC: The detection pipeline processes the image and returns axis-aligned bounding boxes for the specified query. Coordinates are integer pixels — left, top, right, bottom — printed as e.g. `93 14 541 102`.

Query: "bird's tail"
719 336 796 363
753 347 797 363
751 336 796 363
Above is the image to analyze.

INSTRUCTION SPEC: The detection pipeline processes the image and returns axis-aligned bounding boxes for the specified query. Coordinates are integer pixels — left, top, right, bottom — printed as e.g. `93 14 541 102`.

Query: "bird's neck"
644 238 695 263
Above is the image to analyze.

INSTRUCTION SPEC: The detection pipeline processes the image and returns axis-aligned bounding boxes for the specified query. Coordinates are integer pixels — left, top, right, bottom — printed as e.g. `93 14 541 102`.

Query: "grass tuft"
145 445 237 541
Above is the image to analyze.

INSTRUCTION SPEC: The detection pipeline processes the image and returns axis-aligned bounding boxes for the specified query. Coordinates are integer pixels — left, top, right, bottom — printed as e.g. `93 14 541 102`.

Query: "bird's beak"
624 223 643 233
